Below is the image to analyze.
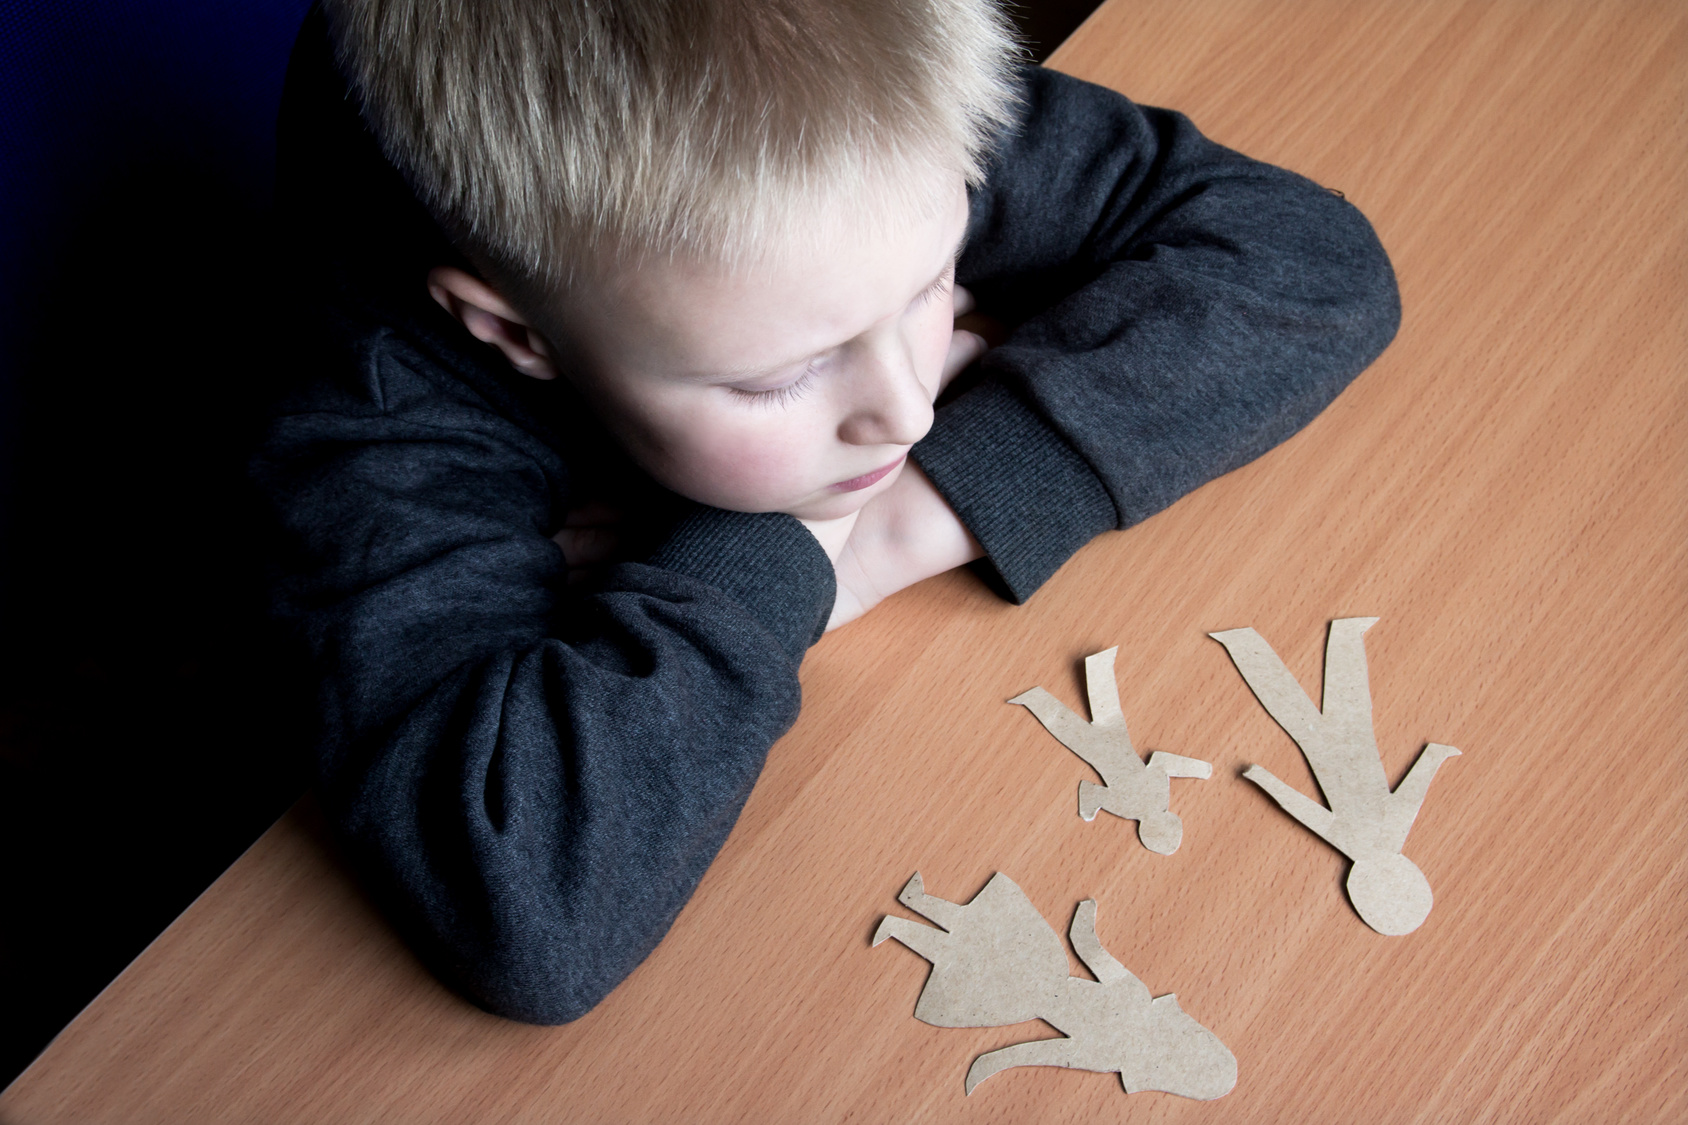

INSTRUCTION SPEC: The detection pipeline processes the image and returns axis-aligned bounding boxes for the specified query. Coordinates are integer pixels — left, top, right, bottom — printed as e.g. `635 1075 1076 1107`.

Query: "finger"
824 537 888 631
563 501 622 528
952 283 977 317
825 588 866 631
553 525 623 565
953 310 1008 348
940 329 987 389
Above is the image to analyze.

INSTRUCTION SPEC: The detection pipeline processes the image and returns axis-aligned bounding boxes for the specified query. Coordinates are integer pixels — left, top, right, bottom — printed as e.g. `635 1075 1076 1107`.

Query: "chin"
664 483 865 521
667 460 902 522
783 490 874 522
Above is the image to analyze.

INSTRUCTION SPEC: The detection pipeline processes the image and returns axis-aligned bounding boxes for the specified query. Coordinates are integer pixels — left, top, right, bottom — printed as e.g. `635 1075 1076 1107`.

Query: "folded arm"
255 365 834 1024
917 66 1402 602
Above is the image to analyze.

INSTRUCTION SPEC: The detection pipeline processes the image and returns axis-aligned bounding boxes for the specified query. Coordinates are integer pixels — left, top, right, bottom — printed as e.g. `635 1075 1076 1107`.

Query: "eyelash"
727 260 957 408
727 360 822 408
918 261 958 308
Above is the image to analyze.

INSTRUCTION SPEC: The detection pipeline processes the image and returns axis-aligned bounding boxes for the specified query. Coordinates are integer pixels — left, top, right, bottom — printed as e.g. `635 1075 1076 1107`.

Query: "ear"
426 266 560 380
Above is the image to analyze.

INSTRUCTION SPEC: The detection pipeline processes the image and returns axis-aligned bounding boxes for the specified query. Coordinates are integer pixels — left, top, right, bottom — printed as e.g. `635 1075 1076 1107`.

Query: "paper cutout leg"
1011 647 1211 854
876 872 1236 1100
1212 618 1461 935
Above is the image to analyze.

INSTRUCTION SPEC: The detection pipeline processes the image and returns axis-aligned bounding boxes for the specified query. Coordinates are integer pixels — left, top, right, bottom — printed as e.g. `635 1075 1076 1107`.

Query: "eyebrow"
707 228 969 385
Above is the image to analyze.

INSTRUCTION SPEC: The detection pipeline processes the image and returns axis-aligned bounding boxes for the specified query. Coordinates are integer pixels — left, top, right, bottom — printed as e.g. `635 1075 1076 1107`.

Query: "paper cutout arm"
1148 751 1214 779
878 873 1236 1101
1069 898 1141 990
1011 647 1210 853
1241 764 1337 844
1380 743 1462 854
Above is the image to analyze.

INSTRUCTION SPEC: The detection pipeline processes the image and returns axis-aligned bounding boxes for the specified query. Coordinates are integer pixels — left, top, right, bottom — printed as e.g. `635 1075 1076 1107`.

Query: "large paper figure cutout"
1011 647 1212 854
1211 617 1460 936
873 871 1237 1099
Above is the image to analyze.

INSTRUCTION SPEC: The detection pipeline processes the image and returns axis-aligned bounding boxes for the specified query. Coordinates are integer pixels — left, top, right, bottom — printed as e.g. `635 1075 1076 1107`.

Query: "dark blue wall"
1 0 311 467
0 0 312 1086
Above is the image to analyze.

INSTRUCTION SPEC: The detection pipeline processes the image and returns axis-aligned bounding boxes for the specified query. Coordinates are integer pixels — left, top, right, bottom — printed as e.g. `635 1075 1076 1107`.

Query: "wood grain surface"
4 0 1684 1120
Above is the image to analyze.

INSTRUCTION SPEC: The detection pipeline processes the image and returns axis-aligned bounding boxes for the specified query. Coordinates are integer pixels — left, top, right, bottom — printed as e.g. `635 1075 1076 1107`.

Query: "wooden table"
5 1 1683 1120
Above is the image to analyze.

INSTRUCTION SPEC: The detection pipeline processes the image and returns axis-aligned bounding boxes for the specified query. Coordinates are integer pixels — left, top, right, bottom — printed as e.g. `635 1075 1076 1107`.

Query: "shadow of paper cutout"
874 871 1236 1099
1211 618 1460 935
1011 647 1212 853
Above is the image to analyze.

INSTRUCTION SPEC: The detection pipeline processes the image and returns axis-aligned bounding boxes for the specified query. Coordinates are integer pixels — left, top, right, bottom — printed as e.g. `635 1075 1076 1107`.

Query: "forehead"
564 175 971 379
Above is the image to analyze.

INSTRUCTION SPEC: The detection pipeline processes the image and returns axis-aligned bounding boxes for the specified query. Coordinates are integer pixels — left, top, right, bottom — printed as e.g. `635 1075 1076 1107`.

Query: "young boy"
257 0 1399 1025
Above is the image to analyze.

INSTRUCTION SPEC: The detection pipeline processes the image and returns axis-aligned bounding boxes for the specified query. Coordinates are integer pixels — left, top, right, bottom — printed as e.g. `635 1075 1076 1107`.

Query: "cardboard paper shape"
874 872 1237 1099
1211 618 1460 935
1011 647 1211 854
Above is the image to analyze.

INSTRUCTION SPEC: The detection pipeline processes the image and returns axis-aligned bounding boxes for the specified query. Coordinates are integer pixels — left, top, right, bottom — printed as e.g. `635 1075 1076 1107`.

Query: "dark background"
0 0 1104 1087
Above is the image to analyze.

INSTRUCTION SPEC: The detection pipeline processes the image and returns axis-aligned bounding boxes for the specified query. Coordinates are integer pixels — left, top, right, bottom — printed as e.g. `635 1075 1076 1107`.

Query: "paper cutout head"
1347 852 1436 936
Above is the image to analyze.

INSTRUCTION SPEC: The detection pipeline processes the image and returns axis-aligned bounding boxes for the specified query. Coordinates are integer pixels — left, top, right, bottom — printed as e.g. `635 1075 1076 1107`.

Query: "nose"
835 334 935 447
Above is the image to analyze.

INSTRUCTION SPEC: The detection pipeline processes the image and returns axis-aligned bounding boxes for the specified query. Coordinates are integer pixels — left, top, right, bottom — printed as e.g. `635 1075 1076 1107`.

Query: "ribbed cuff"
913 380 1118 604
645 506 836 659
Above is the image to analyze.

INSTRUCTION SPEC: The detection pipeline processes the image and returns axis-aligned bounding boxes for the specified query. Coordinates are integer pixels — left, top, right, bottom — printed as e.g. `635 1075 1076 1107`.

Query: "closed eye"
725 253 957 408
726 358 823 408
913 258 957 310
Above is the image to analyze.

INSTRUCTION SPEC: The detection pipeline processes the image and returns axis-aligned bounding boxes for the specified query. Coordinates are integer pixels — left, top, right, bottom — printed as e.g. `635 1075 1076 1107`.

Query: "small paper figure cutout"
1211 617 1461 936
873 871 1237 1100
1011 647 1212 854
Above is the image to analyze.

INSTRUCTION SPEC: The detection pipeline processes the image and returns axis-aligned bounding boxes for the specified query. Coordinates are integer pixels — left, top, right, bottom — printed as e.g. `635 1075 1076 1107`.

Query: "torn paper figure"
1011 647 1212 854
874 871 1236 1099
1211 618 1460 936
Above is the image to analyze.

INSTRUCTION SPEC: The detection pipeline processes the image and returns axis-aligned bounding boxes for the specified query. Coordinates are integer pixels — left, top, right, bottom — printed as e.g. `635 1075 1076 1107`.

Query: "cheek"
635 399 830 511
909 300 958 393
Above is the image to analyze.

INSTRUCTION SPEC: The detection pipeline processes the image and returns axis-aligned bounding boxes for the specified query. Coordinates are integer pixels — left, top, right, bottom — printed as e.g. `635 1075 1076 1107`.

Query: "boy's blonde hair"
326 0 1022 296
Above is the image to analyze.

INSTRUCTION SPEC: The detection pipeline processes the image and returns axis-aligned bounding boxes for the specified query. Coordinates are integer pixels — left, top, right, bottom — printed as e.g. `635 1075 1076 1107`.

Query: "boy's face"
549 177 971 521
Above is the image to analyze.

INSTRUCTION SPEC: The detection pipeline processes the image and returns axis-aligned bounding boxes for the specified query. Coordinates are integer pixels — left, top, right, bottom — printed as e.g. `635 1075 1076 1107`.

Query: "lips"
830 454 907 493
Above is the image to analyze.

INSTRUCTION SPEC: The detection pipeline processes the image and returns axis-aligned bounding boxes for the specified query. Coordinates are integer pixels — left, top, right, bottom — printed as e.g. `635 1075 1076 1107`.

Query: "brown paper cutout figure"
873 871 1237 1099
1211 617 1461 936
1011 647 1212 854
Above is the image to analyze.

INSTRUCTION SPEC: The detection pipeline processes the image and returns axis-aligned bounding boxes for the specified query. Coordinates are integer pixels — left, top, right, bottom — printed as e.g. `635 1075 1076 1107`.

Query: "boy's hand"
552 502 624 585
949 284 1005 372
824 461 983 630
796 509 862 564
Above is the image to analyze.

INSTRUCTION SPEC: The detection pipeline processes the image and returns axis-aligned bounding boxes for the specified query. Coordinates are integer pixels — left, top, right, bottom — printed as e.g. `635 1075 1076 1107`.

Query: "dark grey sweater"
255 14 1399 1025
